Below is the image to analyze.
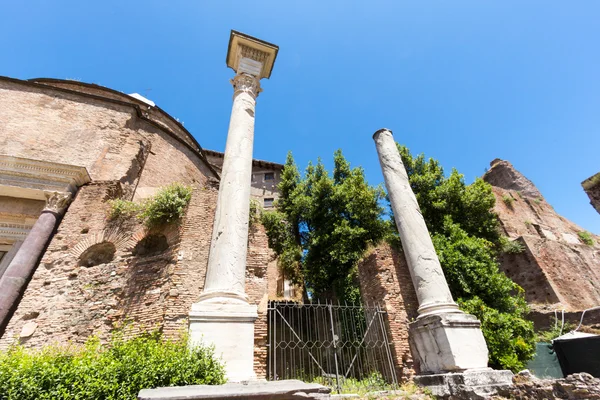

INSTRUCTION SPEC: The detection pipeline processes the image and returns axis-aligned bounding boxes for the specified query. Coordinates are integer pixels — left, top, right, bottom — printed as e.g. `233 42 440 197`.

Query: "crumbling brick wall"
484 160 600 311
245 223 274 379
582 172 600 215
357 243 419 381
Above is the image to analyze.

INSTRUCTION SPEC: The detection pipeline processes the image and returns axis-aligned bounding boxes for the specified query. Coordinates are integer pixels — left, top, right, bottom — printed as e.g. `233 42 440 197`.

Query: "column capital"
43 191 72 214
231 73 262 99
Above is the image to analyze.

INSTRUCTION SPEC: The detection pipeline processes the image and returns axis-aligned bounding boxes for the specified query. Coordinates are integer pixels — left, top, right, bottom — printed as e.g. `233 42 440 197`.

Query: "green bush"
141 184 192 227
578 231 595 246
249 199 262 228
460 297 536 372
0 331 225 400
502 194 514 208
108 199 140 220
537 322 575 343
107 183 192 227
499 236 525 254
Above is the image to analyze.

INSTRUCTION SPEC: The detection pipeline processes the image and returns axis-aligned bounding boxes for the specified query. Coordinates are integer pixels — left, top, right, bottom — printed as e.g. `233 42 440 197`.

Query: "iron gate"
267 301 398 392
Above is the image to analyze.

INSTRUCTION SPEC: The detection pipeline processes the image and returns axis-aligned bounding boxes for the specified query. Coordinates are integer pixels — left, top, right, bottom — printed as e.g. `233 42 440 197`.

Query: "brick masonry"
582 172 600 215
0 77 273 377
484 160 600 311
357 243 419 381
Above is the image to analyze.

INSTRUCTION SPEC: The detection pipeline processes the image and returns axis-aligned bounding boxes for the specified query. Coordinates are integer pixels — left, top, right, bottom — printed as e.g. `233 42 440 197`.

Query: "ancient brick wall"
0 79 215 195
484 161 600 311
0 181 131 347
582 172 600 215
0 80 150 184
0 181 272 377
245 223 275 379
0 77 273 376
357 243 419 381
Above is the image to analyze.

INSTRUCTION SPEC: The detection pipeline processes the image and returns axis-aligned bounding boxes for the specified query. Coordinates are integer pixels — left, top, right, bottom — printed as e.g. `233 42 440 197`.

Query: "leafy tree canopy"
262 150 387 302
264 145 536 371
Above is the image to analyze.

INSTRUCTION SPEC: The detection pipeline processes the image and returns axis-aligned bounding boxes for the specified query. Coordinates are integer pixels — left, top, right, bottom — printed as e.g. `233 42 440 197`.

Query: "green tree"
262 150 387 302
392 144 535 371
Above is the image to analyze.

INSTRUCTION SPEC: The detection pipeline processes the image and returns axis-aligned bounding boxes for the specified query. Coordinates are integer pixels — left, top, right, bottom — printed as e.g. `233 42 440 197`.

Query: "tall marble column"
189 31 278 382
373 129 490 374
0 191 71 335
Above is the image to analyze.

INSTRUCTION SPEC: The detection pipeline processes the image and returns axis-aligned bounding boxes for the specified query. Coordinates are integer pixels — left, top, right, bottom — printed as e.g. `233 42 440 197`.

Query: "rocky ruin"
483 159 600 315
583 172 600 215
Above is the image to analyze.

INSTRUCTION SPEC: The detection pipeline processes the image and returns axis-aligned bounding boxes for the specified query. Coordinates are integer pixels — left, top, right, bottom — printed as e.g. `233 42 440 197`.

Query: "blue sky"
2 1 599 233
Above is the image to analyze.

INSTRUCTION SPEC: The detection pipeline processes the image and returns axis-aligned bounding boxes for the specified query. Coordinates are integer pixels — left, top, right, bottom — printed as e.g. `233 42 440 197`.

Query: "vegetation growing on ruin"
249 198 261 228
537 322 575 343
108 198 141 220
0 330 224 400
141 183 193 227
499 236 525 254
262 150 387 302
389 145 535 371
108 183 192 227
502 194 514 207
578 231 595 246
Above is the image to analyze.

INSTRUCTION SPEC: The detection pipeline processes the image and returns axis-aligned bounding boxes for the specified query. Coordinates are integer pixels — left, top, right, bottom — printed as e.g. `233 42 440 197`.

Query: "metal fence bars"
267 301 398 393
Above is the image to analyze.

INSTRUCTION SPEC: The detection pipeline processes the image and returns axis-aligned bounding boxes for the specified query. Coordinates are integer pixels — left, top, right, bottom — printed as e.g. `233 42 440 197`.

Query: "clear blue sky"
2 1 599 233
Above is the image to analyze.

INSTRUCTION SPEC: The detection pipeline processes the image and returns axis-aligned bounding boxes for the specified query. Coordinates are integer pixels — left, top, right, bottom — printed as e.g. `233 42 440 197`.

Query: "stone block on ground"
414 368 514 399
138 380 331 400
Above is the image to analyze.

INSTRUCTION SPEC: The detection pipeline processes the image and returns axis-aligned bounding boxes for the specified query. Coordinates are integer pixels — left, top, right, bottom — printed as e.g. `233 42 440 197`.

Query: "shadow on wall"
117 224 180 335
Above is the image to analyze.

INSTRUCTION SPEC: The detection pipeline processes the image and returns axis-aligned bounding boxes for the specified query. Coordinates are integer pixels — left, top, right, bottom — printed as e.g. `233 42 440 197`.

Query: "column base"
189 295 258 382
414 368 514 399
409 312 489 374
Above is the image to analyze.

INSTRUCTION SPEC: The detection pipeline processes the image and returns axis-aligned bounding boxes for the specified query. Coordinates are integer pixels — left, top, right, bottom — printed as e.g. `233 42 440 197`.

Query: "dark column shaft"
0 211 59 335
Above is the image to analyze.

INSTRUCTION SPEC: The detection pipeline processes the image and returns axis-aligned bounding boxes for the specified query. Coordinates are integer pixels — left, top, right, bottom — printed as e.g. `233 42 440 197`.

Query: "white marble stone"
409 313 489 374
414 368 514 398
189 298 258 382
373 129 459 317
189 31 279 382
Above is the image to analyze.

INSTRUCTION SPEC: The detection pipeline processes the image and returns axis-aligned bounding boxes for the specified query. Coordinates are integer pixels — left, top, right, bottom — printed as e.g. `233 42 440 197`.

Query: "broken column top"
483 159 543 199
226 30 279 79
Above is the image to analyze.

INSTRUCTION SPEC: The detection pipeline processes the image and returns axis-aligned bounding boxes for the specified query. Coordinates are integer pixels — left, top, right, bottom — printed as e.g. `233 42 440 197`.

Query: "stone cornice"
0 155 90 201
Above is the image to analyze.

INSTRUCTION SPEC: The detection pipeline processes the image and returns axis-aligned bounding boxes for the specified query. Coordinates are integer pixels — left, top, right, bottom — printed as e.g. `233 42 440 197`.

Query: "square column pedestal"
189 297 258 382
409 313 513 398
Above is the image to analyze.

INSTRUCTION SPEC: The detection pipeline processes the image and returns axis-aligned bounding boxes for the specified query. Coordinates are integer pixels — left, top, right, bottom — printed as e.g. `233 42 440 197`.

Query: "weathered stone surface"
409 314 489 374
19 321 37 338
414 368 513 399
484 159 600 312
497 372 600 399
137 380 330 400
483 159 542 199
373 129 458 317
582 172 600 215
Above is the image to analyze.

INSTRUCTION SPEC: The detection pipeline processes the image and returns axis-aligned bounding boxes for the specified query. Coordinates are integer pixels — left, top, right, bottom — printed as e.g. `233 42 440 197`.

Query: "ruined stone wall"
0 79 215 199
484 160 600 311
245 223 274 379
0 80 149 188
357 243 419 381
582 172 600 215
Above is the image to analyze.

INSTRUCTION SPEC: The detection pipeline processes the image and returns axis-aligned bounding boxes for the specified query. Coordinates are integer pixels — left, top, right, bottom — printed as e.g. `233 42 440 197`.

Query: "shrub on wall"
0 331 225 400
141 183 192 227
108 183 192 227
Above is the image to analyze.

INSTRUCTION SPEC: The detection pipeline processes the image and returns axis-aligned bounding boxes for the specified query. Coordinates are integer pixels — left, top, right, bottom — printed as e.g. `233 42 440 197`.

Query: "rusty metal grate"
267 301 398 393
